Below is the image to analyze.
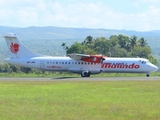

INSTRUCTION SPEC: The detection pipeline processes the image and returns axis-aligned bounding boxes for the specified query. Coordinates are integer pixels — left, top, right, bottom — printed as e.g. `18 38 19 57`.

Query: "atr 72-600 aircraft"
3 33 158 77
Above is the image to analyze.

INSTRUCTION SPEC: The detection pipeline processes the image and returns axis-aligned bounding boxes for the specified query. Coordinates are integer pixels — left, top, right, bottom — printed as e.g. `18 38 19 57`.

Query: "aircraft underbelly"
68 67 101 74
102 68 146 73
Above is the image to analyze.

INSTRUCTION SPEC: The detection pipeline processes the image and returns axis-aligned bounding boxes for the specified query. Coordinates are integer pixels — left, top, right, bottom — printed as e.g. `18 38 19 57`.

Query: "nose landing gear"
146 73 150 77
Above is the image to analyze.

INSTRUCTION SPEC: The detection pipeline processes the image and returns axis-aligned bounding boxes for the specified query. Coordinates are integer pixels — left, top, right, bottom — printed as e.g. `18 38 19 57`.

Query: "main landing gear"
81 71 90 77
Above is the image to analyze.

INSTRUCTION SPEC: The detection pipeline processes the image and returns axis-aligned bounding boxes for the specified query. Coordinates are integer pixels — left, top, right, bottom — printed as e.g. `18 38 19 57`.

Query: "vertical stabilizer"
3 33 43 58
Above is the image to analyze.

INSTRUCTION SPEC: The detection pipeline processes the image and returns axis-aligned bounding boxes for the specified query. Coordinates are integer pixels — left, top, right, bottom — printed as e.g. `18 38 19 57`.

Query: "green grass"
0 71 160 78
0 80 160 120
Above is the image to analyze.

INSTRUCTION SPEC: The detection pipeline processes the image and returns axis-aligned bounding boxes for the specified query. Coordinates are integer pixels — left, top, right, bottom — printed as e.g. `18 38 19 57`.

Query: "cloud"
0 0 160 31
133 0 160 7
138 0 159 3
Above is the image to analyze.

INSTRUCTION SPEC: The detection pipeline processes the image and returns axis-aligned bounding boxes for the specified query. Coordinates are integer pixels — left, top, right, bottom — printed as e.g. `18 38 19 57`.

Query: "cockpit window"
139 59 151 64
141 61 146 64
139 60 146 64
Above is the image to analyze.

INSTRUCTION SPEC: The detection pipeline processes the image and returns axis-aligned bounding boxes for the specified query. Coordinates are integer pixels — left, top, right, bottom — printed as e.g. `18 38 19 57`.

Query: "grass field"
0 80 160 120
0 71 160 78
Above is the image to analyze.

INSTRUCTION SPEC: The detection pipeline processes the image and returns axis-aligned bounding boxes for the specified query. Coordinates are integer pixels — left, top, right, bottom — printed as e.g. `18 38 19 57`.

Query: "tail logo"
10 43 20 54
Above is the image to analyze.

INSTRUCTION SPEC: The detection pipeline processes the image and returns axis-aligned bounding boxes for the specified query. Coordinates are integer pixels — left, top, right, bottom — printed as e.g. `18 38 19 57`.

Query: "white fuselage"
4 56 158 74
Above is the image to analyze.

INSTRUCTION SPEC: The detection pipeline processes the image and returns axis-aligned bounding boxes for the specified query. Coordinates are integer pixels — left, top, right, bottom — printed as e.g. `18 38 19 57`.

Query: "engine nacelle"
81 55 106 63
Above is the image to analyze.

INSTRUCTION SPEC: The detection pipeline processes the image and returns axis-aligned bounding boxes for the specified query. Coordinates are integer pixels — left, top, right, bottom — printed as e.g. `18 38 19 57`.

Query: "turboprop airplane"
3 33 158 77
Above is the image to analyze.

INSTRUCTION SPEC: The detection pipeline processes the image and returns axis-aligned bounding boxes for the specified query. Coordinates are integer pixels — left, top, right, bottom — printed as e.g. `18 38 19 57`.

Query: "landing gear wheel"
81 73 85 77
146 73 150 77
85 72 90 77
81 71 90 77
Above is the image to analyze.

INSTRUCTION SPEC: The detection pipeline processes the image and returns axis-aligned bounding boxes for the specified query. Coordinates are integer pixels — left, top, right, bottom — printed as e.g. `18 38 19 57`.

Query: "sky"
0 0 160 31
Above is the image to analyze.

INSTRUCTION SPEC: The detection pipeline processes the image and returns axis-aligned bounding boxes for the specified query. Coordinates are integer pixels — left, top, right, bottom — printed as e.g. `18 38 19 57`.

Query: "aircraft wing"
67 53 90 60
67 53 106 63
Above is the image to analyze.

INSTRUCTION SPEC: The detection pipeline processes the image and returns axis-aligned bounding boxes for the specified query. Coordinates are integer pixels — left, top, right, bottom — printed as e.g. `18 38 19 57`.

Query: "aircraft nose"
154 66 158 71
151 64 158 72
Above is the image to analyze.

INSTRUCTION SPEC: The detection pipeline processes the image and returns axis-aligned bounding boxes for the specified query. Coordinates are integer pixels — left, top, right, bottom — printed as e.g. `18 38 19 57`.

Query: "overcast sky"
0 0 160 31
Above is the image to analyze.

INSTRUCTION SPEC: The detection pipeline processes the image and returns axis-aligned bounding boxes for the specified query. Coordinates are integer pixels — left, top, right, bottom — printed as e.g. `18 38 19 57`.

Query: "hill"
1 25 160 39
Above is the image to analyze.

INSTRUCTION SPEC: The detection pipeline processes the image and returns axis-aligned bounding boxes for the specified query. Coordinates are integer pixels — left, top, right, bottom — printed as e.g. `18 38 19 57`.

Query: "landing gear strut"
81 71 90 77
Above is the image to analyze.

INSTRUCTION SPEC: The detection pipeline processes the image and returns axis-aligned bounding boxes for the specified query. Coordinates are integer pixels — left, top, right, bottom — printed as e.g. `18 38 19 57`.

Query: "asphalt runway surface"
0 77 159 81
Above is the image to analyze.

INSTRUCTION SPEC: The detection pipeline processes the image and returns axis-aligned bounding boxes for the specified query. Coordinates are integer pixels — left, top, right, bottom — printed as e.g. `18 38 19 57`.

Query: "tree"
20 67 32 73
116 34 131 52
61 42 68 55
93 37 110 55
138 37 148 47
130 35 137 51
109 35 118 46
9 64 20 73
132 46 151 58
85 36 93 45
148 55 158 65
109 45 128 57
61 42 68 51
61 43 66 48
66 42 84 54
65 34 157 65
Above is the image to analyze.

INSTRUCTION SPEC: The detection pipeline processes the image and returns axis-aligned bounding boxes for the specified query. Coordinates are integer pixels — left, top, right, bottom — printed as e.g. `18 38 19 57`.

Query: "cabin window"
62 62 64 64
32 61 35 63
56 62 58 64
75 62 77 64
81 62 83 64
68 62 70 64
78 62 80 64
65 62 67 64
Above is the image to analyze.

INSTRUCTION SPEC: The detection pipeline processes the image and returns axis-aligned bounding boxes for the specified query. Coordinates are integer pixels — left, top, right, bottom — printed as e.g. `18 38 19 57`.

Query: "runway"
0 77 159 81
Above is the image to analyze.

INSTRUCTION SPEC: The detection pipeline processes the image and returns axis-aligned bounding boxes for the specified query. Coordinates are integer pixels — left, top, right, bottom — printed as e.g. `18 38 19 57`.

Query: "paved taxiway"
0 77 159 81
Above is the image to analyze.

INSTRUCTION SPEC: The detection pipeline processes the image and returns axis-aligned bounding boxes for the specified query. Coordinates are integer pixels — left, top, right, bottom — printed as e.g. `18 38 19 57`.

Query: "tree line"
0 64 35 73
62 34 157 65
